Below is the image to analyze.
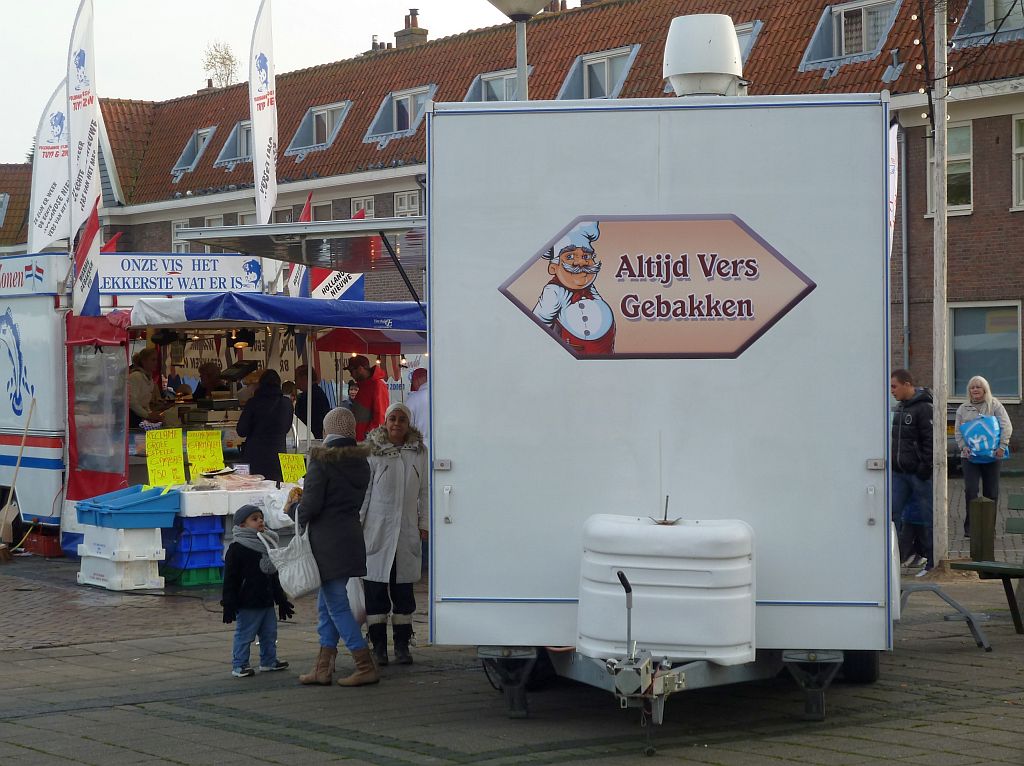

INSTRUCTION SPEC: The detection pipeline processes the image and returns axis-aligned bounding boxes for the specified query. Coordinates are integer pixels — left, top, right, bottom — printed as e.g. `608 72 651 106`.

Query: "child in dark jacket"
221 504 294 677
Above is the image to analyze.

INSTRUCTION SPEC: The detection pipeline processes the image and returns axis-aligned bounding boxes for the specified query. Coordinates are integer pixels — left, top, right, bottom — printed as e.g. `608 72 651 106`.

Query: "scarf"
232 525 278 575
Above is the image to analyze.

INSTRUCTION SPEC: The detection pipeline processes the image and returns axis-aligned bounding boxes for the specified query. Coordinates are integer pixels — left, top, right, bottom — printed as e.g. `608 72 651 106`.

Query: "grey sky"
0 0 512 163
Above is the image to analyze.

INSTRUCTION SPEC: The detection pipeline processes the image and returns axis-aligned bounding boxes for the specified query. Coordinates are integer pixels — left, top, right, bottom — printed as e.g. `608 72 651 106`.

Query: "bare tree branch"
202 41 239 88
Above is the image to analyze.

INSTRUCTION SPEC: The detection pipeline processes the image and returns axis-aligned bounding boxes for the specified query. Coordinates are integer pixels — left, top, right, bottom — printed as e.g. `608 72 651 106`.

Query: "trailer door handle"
443 485 453 523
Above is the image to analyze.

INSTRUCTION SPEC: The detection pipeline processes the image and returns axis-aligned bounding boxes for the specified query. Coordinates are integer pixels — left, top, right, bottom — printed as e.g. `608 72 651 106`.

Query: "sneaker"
915 567 932 578
911 555 928 568
259 660 289 672
902 554 917 566
232 666 255 678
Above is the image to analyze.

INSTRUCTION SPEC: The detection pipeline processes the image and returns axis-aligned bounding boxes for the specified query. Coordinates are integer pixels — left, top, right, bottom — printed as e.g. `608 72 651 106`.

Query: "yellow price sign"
279 453 307 484
146 428 186 487
187 430 225 475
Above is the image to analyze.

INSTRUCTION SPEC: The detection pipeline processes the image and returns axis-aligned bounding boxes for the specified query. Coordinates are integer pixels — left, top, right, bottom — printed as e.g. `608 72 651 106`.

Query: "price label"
187 430 225 475
146 428 185 487
279 453 307 484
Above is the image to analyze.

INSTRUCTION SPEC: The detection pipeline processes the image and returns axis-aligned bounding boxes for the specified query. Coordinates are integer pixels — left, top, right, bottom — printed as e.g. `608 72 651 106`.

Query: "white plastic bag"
347 577 366 625
258 515 320 600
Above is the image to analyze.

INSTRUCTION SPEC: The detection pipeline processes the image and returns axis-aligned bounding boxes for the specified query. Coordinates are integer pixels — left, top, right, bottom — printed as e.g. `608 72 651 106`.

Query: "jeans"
963 460 1001 535
892 472 933 567
233 607 278 670
317 578 368 651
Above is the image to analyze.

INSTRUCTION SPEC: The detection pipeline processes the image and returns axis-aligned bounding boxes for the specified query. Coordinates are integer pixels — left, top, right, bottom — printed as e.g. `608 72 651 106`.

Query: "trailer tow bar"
606 570 686 756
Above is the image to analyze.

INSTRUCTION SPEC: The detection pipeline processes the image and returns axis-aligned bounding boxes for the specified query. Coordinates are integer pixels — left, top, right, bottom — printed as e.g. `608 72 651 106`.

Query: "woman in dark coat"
236 369 293 482
294 407 376 687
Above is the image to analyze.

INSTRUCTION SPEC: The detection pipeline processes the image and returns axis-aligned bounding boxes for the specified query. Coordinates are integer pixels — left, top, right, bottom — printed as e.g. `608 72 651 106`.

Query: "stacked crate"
75 487 180 591
161 515 225 586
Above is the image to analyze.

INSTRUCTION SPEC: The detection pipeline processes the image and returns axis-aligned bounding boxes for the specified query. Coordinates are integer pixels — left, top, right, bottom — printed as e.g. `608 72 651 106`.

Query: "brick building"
1 0 1023 428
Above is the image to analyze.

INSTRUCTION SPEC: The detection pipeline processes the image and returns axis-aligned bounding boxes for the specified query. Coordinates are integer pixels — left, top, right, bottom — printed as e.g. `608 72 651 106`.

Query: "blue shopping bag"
959 415 1007 464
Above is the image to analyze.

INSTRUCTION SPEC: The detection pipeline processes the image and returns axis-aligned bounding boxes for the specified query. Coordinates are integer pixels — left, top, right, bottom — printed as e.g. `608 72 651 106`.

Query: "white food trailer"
425 59 899 725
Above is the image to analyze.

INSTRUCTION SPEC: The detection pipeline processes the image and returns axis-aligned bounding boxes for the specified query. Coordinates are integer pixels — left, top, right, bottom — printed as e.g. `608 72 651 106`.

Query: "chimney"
197 78 215 94
395 8 428 49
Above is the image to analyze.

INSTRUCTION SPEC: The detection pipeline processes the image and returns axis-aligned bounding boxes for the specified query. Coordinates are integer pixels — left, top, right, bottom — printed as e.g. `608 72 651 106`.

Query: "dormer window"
734 20 764 62
171 126 216 182
214 121 252 171
285 101 352 162
558 46 639 100
801 1 899 73
953 0 1024 44
364 85 436 149
0 193 8 229
465 68 523 102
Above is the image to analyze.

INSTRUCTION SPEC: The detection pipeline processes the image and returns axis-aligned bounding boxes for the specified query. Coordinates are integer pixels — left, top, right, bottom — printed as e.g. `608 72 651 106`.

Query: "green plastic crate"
162 566 224 587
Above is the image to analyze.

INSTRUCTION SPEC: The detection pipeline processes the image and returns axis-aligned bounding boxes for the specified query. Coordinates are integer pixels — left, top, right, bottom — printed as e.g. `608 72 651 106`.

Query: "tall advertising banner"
887 123 899 259
67 0 100 235
249 0 278 225
28 80 71 254
72 200 102 316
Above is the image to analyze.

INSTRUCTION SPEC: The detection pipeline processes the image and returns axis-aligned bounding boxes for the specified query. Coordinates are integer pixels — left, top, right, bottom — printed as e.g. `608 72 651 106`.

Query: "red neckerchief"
548 277 595 305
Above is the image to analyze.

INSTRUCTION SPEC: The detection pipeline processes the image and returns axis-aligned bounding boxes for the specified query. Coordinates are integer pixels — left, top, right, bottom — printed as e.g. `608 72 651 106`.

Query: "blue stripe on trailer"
0 455 64 470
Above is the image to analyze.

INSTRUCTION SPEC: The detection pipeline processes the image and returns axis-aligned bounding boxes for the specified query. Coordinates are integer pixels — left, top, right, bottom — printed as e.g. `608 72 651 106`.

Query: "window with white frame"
950 302 1021 400
734 21 763 63
272 208 293 224
558 46 637 100
351 196 374 218
803 0 898 65
285 101 351 161
364 85 436 148
312 202 333 221
171 126 216 181
171 219 189 253
1013 115 1024 208
954 0 1024 38
394 191 419 217
214 121 252 170
237 211 257 226
928 123 973 211
204 216 224 254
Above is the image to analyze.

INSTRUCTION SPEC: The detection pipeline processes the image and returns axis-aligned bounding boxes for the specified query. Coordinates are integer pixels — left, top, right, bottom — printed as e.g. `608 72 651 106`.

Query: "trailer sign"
499 215 816 359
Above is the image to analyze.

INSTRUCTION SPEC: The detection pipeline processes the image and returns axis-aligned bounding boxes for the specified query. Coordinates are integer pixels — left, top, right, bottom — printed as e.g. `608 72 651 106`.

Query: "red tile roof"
80 0 1024 207
0 164 31 247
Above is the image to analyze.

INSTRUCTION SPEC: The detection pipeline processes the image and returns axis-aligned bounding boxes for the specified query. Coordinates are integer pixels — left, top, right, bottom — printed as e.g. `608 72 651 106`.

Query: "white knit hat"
322 407 356 439
386 402 412 421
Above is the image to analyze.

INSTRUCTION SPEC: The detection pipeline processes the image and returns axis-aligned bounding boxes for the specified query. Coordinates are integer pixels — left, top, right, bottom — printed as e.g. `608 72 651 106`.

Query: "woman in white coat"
360 402 428 666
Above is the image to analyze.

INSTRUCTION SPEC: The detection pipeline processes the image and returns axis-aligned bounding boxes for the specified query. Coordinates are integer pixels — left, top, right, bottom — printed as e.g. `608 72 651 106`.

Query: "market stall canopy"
175 217 426 273
126 292 427 353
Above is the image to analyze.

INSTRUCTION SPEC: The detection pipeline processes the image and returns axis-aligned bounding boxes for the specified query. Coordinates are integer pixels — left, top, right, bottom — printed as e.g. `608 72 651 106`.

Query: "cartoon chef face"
548 246 601 291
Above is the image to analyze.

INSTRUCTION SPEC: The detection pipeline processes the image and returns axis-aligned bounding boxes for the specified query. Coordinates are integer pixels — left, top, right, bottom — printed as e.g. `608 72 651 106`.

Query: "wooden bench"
950 515 1024 634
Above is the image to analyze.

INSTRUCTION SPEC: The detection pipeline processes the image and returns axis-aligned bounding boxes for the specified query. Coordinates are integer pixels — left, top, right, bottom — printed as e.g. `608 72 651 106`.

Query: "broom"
0 397 37 545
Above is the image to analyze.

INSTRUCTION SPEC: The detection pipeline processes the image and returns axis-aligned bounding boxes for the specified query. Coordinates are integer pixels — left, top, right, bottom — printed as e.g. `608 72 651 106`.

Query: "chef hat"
544 221 601 261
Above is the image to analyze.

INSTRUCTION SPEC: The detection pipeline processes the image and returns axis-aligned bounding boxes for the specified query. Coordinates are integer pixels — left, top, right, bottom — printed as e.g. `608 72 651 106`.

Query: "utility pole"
932 0 949 569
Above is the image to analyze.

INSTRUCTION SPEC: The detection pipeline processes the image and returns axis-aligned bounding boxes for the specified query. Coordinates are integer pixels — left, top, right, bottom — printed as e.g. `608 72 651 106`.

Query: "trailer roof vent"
664 14 745 97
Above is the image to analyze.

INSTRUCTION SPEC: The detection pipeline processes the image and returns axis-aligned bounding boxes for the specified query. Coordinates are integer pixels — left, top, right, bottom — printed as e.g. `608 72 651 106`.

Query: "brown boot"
299 646 337 685
336 647 380 687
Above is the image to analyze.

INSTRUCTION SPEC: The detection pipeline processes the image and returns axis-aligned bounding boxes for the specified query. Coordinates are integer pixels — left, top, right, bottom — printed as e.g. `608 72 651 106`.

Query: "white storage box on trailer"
77 556 164 590
77 525 165 561
578 515 754 665
179 490 230 517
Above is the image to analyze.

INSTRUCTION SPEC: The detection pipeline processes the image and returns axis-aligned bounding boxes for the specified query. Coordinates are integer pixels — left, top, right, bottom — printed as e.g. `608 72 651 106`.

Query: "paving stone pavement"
1 554 1023 765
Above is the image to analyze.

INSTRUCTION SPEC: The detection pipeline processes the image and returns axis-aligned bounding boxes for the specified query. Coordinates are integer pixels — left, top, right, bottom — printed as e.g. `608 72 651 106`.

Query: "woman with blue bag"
955 375 1012 536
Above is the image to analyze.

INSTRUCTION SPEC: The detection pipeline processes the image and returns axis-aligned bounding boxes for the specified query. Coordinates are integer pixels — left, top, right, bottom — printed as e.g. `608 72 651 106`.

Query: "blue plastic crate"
175 515 224 533
76 486 181 529
164 548 224 569
162 529 222 553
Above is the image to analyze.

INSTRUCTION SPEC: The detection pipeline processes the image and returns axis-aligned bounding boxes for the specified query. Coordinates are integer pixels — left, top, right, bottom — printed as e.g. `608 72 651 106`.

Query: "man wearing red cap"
346 355 389 441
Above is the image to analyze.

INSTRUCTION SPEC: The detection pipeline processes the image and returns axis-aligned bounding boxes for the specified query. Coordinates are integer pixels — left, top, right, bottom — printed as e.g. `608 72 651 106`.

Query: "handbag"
347 577 367 625
959 415 1008 464
258 511 320 600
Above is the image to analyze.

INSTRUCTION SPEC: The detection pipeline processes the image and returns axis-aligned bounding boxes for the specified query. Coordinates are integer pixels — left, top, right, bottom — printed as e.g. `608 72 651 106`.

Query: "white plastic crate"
77 525 165 561
77 556 164 591
226 488 272 515
179 490 230 517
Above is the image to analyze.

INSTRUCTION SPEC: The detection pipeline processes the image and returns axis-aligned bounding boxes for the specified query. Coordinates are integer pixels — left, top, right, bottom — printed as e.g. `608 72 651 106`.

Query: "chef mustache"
560 261 601 275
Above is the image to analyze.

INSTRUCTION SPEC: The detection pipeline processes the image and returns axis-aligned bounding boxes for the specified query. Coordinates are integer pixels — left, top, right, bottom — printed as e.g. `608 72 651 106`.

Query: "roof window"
214 121 253 171
171 126 216 182
953 0 1024 46
364 85 436 149
0 193 9 229
800 1 899 76
285 101 352 162
558 45 639 100
465 68 530 102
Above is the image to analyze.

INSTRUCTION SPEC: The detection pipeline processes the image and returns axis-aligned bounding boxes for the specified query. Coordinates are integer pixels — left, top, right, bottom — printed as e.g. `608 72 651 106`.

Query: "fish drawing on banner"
72 48 90 91
0 309 34 416
242 259 262 287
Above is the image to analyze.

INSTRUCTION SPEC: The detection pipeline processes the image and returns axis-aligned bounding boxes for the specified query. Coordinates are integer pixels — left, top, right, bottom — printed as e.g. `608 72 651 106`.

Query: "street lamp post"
487 1 548 100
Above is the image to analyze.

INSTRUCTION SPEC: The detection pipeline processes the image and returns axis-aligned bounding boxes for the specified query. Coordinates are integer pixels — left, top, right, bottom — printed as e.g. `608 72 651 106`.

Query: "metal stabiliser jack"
606 570 686 757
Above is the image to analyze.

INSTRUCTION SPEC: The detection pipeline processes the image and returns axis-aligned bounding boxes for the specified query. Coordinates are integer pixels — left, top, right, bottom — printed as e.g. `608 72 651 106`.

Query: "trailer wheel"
841 650 880 683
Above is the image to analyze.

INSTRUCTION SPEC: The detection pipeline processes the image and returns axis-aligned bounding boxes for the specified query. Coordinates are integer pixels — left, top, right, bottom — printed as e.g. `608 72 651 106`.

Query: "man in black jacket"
295 364 331 440
890 368 934 574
